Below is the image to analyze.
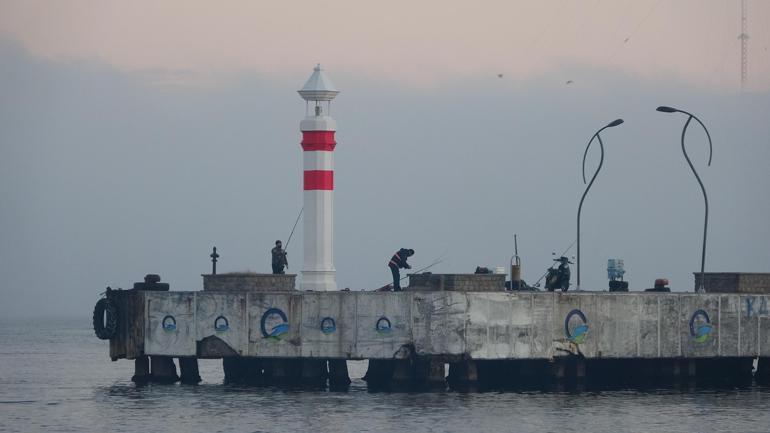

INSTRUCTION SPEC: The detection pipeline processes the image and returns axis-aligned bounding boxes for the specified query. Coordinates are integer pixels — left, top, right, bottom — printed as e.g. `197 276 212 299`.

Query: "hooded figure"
387 248 414 291
271 240 288 274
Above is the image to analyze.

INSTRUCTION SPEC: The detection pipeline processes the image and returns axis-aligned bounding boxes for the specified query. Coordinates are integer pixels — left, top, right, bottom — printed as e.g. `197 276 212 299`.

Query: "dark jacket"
272 246 288 267
388 248 412 269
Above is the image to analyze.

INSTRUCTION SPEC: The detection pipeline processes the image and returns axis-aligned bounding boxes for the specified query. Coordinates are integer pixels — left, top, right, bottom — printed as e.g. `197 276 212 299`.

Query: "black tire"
93 298 118 340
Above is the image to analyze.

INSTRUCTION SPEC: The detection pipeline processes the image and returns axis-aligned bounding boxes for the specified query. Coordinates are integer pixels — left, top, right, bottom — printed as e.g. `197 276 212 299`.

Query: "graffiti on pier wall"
214 315 229 332
375 316 392 334
689 309 713 343
745 297 769 319
162 315 177 332
564 309 589 344
320 317 336 334
260 308 289 341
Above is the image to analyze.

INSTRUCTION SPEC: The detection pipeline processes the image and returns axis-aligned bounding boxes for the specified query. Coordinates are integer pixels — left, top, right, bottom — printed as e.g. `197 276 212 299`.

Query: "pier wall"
113 291 770 361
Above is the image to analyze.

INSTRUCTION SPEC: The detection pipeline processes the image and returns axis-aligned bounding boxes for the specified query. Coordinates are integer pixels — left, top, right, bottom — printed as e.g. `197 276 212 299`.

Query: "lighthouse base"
301 270 337 291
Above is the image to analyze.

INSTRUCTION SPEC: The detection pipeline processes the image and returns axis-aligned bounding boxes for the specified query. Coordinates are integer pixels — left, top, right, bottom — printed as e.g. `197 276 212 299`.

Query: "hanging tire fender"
93 297 118 340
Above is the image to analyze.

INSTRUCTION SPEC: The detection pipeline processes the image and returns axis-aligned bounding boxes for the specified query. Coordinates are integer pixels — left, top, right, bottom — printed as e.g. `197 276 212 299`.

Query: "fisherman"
271 240 288 274
388 248 414 291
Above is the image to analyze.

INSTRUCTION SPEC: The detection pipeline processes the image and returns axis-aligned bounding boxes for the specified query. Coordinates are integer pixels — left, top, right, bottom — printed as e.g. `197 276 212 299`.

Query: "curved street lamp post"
656 106 713 293
576 119 624 291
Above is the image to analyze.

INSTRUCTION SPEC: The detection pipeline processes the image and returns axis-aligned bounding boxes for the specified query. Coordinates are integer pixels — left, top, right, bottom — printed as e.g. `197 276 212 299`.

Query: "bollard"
179 357 202 385
150 356 179 384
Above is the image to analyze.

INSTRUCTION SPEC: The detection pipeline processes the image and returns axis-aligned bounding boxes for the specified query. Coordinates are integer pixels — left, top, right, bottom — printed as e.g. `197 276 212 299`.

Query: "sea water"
1 319 770 433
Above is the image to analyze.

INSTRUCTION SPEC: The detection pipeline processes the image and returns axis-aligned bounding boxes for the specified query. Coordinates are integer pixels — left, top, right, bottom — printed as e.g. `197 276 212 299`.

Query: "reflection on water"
2 320 770 433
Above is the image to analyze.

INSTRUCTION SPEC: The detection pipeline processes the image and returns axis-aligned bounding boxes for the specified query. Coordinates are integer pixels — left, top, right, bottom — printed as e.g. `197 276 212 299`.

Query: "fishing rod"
399 258 444 281
409 247 449 279
532 239 577 288
284 207 303 252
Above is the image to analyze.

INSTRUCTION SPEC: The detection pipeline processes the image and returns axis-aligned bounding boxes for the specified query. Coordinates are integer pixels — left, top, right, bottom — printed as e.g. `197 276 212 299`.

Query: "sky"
1 0 769 319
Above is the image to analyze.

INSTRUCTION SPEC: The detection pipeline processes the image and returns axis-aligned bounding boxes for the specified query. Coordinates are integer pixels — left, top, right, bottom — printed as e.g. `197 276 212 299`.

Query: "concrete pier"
105 289 770 388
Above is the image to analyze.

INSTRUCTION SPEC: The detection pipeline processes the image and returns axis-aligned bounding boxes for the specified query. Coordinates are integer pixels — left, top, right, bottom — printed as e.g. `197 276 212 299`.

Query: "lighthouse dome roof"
298 64 339 102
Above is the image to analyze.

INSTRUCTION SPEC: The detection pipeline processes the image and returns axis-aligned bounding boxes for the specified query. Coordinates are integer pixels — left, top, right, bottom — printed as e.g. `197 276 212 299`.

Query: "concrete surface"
119 291 770 360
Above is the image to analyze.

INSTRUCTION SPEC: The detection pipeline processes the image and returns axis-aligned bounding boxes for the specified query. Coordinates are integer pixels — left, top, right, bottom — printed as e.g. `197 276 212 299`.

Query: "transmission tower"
739 0 749 90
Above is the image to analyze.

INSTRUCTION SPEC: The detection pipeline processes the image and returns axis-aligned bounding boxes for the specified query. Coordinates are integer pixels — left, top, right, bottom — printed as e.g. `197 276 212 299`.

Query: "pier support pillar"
513 360 542 387
391 360 413 389
757 358 770 385
575 358 586 380
242 359 264 386
363 360 393 387
448 360 478 388
223 357 246 384
686 360 697 378
549 359 566 381
150 356 179 384
131 355 150 384
414 358 446 389
300 359 328 387
179 357 202 385
265 359 301 384
660 358 681 379
328 360 351 389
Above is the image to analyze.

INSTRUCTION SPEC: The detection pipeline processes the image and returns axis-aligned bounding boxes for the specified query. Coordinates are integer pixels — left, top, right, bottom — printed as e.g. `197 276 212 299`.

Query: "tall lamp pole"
656 106 713 292
576 119 624 291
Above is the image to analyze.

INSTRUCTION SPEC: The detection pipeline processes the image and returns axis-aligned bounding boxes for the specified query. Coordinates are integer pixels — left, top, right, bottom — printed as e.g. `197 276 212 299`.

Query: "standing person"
271 240 288 274
388 248 414 292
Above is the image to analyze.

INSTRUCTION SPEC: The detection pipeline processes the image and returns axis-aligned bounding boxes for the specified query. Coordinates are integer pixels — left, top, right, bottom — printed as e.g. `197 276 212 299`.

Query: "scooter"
545 256 572 292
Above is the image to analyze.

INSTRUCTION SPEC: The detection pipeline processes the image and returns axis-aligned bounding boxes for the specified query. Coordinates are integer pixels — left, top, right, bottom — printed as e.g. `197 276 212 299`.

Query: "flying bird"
497 74 504 78
566 80 574 85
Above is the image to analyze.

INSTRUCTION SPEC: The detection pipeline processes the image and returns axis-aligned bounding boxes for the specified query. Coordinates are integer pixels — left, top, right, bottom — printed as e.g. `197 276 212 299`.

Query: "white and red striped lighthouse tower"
298 64 339 291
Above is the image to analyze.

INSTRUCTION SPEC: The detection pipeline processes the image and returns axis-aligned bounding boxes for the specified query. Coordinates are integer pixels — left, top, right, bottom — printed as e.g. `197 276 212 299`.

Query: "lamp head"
656 106 678 113
606 119 624 128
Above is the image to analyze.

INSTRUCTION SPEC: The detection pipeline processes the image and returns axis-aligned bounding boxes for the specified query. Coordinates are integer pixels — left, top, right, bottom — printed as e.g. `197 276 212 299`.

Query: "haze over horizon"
1 0 769 319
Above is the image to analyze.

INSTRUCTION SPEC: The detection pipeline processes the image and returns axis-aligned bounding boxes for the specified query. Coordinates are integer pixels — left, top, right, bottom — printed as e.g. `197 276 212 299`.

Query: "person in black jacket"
387 248 414 291
271 240 288 274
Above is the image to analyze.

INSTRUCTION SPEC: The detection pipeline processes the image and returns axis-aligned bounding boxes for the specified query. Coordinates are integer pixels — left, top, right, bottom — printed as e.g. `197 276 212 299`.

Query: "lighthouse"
298 64 339 291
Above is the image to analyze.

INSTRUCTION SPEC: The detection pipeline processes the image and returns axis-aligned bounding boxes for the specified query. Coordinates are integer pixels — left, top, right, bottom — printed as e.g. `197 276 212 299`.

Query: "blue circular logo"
260 308 289 340
162 315 177 332
564 309 588 344
320 317 336 334
214 315 229 332
689 309 712 343
375 316 392 334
